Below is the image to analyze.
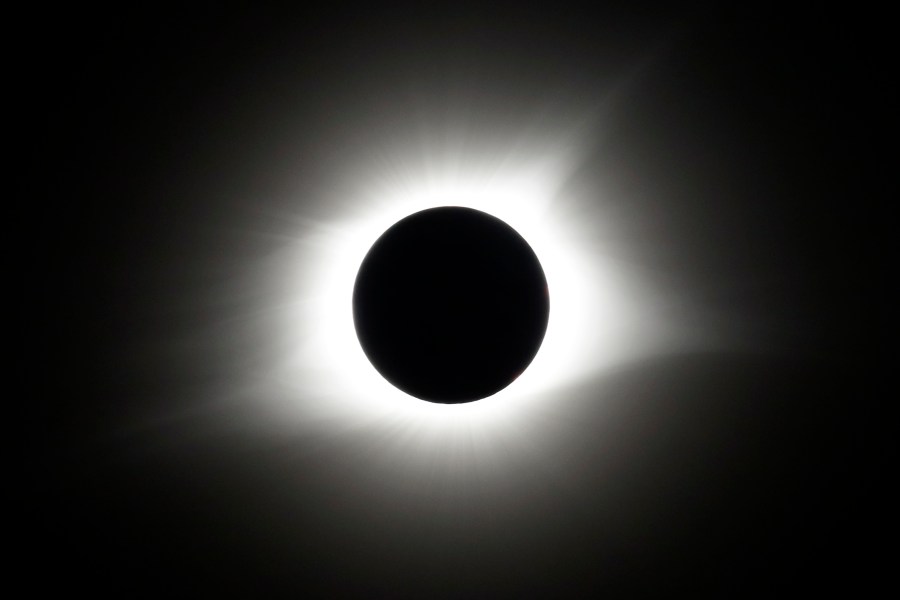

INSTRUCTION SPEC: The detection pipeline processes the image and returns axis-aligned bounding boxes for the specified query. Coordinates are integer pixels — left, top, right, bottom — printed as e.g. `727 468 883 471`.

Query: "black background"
28 3 886 595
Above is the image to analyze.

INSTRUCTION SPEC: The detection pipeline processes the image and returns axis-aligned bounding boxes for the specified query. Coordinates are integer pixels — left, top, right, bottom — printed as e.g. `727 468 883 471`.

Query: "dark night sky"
29 4 886 595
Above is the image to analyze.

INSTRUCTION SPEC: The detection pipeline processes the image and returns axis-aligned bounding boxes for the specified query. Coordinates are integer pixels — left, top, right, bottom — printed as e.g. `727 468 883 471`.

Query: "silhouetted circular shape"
353 207 550 403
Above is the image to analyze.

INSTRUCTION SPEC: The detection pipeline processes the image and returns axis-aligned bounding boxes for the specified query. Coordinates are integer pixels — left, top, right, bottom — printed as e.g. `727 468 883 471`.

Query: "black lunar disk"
353 207 550 403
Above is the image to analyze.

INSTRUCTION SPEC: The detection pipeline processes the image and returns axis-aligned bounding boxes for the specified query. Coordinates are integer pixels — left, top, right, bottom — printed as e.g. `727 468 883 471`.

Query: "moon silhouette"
352 207 550 403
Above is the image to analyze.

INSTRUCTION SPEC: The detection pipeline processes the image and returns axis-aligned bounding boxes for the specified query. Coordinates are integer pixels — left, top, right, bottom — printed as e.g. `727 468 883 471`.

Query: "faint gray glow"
126 58 738 472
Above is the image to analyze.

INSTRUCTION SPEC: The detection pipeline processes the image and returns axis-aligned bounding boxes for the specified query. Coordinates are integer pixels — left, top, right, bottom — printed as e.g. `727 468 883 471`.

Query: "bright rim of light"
266 153 659 434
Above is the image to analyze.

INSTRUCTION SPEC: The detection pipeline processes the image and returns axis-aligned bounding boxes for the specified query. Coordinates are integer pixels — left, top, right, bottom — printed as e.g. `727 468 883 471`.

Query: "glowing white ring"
265 160 661 434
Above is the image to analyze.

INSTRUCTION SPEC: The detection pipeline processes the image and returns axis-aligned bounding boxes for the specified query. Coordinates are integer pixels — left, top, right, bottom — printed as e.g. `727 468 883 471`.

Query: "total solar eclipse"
352 207 550 403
